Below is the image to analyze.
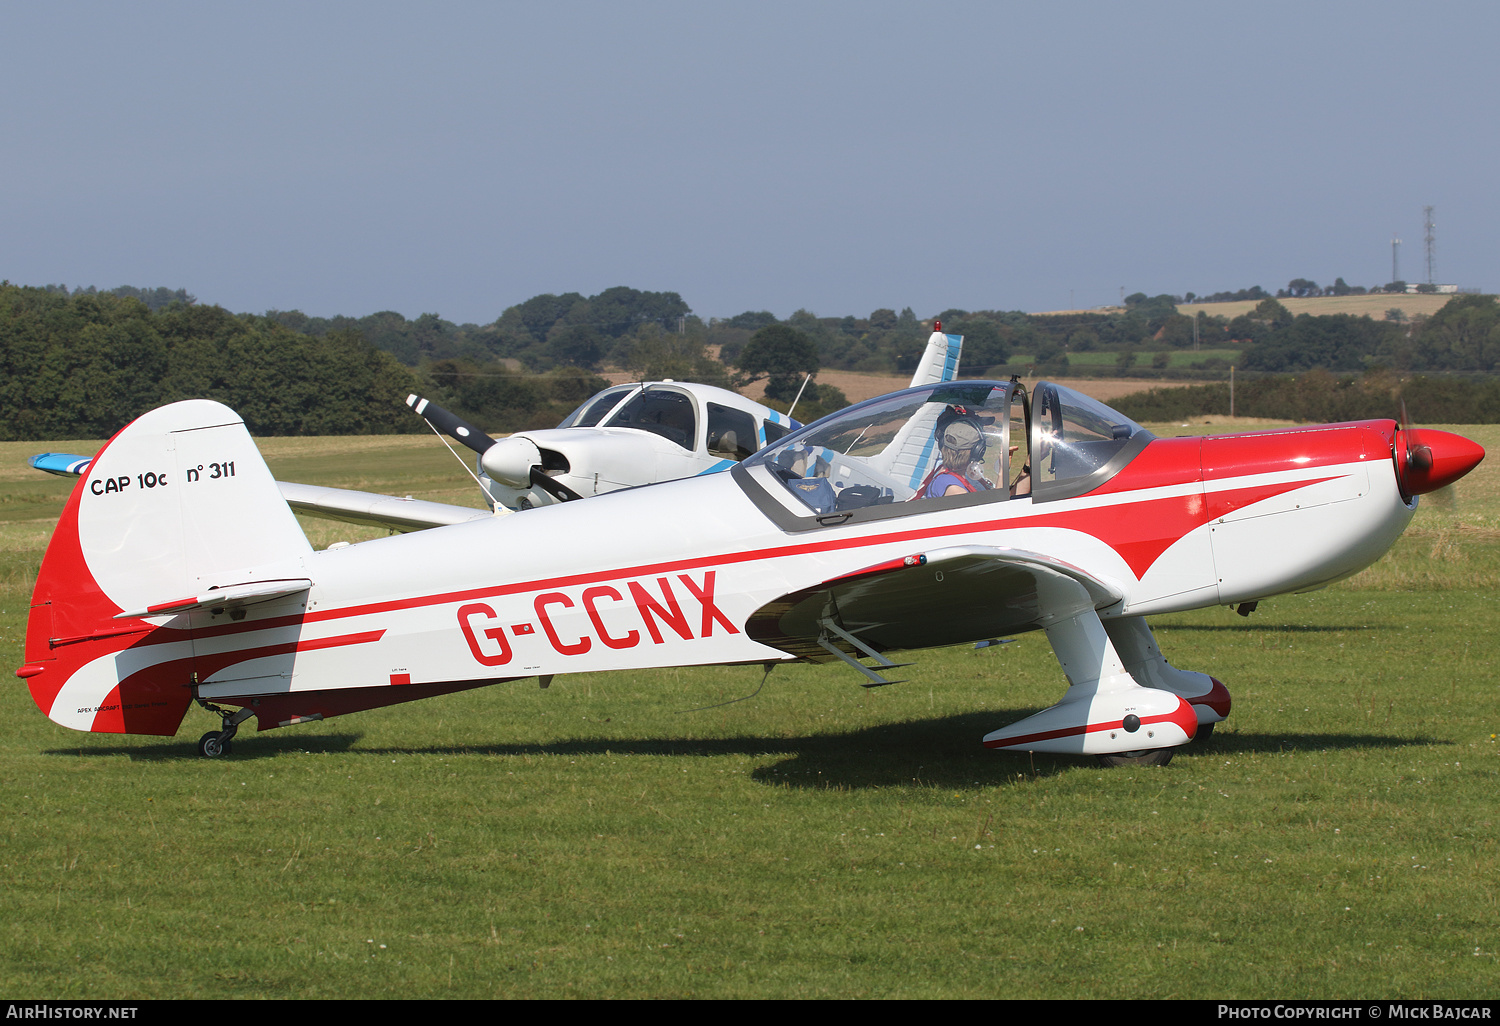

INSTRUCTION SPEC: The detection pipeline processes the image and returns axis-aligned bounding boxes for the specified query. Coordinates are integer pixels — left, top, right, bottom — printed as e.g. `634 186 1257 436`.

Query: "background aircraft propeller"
405 393 581 503
405 394 495 455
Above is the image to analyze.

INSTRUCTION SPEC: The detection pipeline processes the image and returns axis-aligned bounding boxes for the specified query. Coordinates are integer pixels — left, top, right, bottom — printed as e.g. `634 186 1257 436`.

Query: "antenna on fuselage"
676 663 776 713
785 373 814 422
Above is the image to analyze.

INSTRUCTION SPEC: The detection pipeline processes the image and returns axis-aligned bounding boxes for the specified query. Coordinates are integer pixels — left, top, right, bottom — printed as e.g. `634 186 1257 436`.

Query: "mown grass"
0 430 1494 998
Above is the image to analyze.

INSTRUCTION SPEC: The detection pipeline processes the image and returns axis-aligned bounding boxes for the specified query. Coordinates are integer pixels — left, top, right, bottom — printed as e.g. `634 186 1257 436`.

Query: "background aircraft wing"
746 545 1124 660
276 482 496 533
29 452 95 477
27 452 491 533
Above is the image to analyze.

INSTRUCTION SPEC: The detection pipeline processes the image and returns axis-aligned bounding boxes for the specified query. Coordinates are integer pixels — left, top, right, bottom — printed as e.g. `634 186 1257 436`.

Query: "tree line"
0 285 424 439
1208 294 1500 375
1112 369 1500 425
9 280 1498 441
233 282 1500 388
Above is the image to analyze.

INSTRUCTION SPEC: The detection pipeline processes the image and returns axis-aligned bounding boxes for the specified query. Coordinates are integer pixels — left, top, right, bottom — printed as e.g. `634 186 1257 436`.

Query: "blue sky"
3 1 1495 324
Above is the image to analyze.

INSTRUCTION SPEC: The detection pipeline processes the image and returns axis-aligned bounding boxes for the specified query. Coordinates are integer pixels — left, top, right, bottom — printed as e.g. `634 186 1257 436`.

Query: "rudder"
20 401 312 735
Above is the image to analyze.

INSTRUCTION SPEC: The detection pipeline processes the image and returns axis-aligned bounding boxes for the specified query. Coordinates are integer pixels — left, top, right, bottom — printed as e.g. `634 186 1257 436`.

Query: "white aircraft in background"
405 380 800 512
29 329 966 533
399 325 965 515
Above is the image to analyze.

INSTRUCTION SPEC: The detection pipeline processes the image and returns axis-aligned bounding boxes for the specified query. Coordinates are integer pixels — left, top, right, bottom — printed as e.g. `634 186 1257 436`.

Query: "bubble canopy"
733 380 1153 529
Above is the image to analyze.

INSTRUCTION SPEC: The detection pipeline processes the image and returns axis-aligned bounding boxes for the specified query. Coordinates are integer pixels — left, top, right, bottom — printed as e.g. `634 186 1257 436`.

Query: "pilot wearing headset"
917 405 1030 499
918 406 994 498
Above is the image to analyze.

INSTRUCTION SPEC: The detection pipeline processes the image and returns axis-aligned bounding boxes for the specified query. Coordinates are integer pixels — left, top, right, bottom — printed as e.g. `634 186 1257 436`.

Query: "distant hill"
1036 293 1461 322
1176 293 1456 321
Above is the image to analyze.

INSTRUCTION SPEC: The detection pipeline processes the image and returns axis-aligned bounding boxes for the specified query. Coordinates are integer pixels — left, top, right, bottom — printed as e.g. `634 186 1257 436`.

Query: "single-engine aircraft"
18 377 1483 765
29 328 966 531
405 380 801 512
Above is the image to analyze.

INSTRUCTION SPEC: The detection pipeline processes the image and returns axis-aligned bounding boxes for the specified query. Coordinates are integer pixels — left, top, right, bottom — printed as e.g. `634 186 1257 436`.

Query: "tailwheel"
198 731 234 758
1097 748 1175 768
192 699 252 758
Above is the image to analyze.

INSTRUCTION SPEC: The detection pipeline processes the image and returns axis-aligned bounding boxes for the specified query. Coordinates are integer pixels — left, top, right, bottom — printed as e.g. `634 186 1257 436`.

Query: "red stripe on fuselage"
193 629 386 682
214 471 1352 633
87 630 385 733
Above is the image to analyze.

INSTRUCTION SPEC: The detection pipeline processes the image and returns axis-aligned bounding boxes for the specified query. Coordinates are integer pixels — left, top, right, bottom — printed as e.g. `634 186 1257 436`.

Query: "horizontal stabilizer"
113 578 313 620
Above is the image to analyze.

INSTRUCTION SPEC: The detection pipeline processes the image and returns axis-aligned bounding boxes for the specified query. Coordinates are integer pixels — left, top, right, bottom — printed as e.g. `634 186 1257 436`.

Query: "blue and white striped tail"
907 330 963 388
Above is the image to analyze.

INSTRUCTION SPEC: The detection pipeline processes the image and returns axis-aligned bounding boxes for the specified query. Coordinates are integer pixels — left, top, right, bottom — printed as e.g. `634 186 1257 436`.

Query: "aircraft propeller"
405 394 582 503
1393 399 1485 500
405 394 496 456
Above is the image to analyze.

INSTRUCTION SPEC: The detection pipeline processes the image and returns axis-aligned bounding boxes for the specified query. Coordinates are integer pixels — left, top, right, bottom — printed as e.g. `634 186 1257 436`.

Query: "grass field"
0 426 1495 998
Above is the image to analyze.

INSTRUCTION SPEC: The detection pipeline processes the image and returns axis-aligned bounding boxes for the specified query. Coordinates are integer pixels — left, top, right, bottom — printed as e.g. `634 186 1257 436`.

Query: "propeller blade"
1399 398 1413 472
529 466 584 503
406 394 495 455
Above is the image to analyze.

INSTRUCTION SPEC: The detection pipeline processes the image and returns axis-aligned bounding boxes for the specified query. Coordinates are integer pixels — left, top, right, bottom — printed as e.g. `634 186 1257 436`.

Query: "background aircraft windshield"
557 385 636 428
601 387 697 449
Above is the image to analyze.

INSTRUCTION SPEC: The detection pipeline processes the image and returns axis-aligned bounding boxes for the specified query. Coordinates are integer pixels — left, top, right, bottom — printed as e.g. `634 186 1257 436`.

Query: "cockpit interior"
736 380 1153 527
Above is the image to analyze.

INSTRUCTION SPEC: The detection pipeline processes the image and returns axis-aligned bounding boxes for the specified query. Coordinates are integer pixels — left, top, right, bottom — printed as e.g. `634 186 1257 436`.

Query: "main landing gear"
980 584 1228 768
193 697 255 758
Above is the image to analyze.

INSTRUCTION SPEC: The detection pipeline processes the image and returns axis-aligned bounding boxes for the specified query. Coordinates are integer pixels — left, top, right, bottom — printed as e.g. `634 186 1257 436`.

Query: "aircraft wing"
27 452 492 533
746 544 1124 661
276 482 497 533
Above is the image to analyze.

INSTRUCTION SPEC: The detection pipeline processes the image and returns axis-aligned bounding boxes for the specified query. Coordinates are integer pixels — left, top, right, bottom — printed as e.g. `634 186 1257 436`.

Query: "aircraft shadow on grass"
49 712 1447 789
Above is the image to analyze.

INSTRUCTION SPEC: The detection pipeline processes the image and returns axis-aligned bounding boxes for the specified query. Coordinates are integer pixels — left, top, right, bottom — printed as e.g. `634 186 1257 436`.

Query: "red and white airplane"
17 374 1483 765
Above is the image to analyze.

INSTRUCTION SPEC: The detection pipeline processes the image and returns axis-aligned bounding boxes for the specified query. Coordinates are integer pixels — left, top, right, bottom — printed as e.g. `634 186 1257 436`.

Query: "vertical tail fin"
20 401 312 735
906 330 964 388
